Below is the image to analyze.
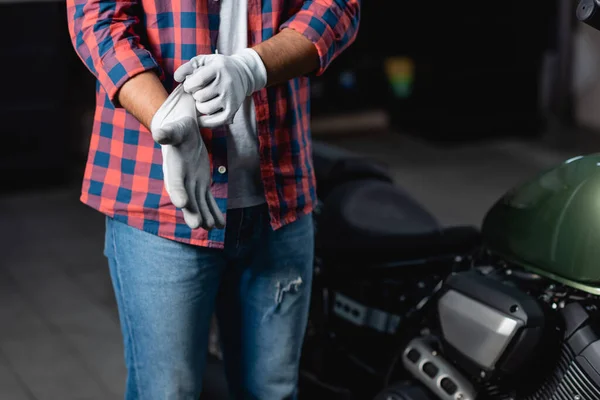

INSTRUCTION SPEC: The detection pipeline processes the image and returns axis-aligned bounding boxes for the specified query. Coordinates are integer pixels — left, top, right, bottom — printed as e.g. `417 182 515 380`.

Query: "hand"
174 49 267 128
150 85 225 230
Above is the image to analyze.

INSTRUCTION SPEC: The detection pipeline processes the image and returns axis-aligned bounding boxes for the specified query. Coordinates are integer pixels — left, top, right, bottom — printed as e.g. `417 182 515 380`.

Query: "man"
66 0 359 398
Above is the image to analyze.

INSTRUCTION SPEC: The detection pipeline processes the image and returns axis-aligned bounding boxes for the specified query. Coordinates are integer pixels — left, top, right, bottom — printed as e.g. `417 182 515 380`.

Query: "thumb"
174 61 196 83
174 55 218 83
152 121 186 146
174 56 206 83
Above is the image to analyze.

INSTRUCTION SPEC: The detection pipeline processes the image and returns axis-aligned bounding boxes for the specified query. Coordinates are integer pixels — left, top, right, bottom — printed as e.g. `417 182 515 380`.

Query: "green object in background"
482 154 600 294
384 57 414 98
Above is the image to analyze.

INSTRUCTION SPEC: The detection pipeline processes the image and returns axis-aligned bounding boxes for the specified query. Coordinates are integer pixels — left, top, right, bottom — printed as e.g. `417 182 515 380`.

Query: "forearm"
117 71 169 130
252 28 319 86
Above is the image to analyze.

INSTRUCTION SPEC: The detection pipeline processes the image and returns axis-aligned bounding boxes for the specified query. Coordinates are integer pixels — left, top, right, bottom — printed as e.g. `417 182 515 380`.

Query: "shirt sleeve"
280 0 360 76
66 0 163 107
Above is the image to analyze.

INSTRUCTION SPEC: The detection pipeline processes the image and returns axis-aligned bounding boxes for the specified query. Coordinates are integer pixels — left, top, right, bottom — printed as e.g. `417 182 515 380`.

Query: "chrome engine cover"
433 270 546 377
438 289 523 370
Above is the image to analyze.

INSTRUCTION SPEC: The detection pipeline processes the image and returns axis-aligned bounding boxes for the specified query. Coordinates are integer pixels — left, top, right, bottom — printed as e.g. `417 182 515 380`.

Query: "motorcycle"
370 3 600 399
375 152 600 400
302 141 600 400
299 3 600 399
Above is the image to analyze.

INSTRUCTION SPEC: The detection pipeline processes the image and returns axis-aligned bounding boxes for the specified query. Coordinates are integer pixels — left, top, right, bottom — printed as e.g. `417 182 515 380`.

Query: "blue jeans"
104 205 314 400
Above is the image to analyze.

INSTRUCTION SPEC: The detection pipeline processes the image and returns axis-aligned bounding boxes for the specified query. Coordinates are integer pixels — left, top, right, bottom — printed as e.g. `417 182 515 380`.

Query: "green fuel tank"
481 154 600 294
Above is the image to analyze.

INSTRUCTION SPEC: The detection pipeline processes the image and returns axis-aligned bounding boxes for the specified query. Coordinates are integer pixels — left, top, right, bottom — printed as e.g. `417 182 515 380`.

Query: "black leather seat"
316 180 480 263
312 141 393 201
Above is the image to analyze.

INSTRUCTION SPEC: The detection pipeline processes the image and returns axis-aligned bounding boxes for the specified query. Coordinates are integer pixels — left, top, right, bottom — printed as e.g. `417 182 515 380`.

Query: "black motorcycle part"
312 141 393 201
564 302 600 391
484 302 600 399
436 270 547 378
316 180 480 265
324 265 447 380
298 369 354 400
577 0 600 31
579 343 600 392
564 301 591 339
373 381 435 400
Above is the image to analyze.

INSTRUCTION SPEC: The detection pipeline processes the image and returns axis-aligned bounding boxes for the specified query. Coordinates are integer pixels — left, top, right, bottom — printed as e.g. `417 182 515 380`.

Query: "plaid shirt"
66 0 360 248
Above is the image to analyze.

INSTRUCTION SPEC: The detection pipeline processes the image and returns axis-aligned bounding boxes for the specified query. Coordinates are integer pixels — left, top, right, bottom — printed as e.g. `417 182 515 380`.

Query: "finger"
192 87 219 103
182 207 202 230
199 111 228 128
165 148 188 209
206 190 225 229
183 64 218 93
182 180 203 229
195 96 224 116
196 185 215 231
174 61 196 83
174 56 211 83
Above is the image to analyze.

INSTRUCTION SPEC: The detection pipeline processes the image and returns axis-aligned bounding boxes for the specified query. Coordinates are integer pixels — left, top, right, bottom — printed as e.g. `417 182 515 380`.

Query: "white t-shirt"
217 0 265 209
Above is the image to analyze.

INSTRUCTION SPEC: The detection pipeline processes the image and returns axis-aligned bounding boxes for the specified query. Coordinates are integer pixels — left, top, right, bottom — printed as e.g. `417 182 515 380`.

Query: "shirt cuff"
98 42 164 107
280 9 337 76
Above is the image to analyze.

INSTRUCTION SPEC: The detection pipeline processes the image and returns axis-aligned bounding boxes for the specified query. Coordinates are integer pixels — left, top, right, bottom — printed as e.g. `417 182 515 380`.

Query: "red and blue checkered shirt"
66 0 360 248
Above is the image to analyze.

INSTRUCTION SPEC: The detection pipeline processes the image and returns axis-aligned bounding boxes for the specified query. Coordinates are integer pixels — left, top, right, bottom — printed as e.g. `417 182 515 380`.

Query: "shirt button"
218 166 227 174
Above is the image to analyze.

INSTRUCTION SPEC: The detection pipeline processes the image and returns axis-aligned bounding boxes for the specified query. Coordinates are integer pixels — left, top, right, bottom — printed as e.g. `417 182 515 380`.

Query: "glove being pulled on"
173 48 267 128
150 84 225 230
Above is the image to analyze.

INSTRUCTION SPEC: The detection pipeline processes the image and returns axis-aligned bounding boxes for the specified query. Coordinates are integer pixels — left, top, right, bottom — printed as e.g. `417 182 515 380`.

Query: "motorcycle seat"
312 141 393 201
316 180 480 263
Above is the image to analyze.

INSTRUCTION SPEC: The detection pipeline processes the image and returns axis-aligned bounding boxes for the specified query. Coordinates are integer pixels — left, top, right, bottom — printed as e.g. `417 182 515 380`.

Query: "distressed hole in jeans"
275 277 303 305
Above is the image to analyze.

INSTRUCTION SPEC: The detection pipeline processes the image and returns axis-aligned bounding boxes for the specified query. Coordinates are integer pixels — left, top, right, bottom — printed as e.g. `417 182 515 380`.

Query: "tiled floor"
0 131 586 399
0 188 121 400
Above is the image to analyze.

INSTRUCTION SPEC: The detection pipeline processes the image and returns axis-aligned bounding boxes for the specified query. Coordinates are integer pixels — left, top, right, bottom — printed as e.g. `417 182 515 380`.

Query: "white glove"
173 48 267 128
150 84 225 230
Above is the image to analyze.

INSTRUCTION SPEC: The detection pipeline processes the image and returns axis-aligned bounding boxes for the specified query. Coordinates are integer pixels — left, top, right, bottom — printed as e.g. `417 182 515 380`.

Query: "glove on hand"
173 48 267 128
150 84 226 230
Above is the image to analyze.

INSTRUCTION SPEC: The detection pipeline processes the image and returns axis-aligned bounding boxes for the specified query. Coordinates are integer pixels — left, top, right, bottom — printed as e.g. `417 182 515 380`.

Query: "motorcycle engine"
402 261 600 400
